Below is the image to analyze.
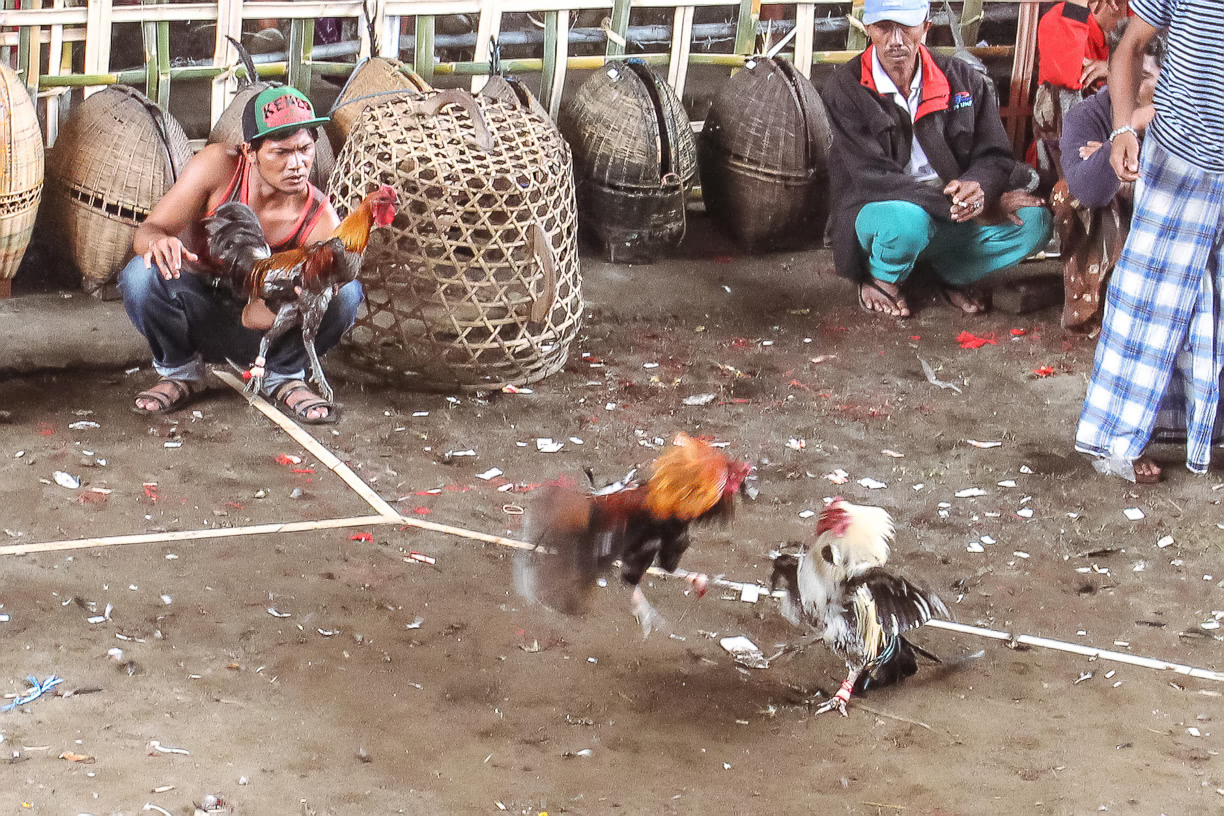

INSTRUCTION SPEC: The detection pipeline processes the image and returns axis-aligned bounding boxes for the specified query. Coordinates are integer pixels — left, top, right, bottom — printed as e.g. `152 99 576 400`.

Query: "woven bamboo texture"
329 90 583 391
327 57 431 151
559 60 696 264
478 75 551 122
0 64 44 299
44 86 191 295
698 56 832 253
207 83 336 191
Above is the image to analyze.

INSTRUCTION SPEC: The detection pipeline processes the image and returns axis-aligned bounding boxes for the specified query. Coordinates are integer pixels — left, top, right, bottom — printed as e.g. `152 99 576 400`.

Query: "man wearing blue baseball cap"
822 0 1052 317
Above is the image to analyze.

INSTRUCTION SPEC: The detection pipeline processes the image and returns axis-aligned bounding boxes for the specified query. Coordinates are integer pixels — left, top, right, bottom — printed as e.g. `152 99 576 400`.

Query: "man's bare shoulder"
185 143 243 188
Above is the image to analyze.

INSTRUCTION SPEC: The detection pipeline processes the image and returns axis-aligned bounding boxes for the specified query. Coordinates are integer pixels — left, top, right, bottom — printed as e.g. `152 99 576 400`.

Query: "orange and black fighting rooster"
769 498 948 716
205 185 398 402
515 433 755 636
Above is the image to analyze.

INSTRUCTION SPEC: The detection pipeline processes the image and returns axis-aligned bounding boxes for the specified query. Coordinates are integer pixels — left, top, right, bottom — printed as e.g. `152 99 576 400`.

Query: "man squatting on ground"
119 86 357 425
822 0 1053 319
1075 0 1224 482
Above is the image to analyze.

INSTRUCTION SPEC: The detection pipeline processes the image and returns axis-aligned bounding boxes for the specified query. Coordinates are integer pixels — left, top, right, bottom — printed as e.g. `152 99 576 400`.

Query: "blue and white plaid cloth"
1075 139 1224 475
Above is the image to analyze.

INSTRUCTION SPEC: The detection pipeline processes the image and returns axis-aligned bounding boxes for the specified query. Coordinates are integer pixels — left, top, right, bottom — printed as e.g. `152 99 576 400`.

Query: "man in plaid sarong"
1074 0 1224 481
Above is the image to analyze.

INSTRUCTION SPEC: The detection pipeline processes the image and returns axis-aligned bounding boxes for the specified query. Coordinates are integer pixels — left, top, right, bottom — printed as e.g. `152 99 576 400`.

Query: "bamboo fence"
1 0 1040 153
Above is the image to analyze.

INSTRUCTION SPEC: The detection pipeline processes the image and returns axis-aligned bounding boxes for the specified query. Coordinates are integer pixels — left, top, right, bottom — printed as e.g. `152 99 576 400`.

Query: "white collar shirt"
871 50 940 183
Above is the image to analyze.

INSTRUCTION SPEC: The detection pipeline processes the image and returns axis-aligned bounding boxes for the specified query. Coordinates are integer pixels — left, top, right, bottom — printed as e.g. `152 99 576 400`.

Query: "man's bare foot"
941 285 990 314
1134 455 1162 484
858 278 910 318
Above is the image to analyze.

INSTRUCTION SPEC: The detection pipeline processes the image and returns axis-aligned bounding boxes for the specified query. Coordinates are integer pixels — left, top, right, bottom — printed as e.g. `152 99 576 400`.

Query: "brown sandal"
271 380 337 425
132 378 206 415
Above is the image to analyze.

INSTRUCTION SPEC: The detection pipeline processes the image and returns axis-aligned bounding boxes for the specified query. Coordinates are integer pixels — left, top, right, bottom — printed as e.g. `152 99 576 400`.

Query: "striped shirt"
1131 0 1224 173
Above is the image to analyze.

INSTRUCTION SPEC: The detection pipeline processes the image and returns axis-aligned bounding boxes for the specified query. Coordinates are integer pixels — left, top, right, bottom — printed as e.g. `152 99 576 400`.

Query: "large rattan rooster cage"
43 85 191 296
327 56 432 153
0 64 44 299
329 89 583 391
698 56 832 253
559 59 696 264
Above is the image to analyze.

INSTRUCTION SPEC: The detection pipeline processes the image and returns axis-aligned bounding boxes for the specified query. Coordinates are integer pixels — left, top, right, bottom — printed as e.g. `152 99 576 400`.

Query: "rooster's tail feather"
516 485 608 615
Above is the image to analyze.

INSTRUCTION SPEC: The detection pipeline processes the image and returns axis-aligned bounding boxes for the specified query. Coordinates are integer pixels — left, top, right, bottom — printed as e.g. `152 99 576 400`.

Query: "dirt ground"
1 218 1221 816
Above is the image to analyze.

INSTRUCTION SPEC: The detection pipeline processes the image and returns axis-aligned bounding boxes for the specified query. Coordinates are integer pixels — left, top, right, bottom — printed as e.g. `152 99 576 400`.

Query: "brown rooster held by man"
515 433 755 636
204 184 398 402
770 497 948 716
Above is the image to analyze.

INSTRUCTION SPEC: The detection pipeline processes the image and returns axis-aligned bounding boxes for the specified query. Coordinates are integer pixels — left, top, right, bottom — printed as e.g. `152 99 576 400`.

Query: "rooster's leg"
245 306 297 399
813 668 861 717
630 585 671 639
300 291 333 403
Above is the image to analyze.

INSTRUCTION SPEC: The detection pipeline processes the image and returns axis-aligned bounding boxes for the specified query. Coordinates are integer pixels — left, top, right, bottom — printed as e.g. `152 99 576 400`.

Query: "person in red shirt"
1032 0 1129 190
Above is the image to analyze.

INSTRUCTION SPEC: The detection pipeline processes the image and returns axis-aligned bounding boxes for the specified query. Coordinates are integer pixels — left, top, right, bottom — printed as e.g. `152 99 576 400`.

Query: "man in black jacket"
823 0 1051 317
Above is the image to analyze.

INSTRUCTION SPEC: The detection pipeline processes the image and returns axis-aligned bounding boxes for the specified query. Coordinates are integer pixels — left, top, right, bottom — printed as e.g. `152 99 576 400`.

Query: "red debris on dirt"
957 331 998 349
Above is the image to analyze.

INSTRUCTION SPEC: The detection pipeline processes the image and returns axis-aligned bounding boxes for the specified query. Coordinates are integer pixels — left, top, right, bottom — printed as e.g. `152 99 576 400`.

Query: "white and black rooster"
770 497 948 716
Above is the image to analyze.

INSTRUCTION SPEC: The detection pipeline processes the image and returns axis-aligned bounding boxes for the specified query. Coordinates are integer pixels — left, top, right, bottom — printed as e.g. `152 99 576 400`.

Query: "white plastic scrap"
955 488 987 498
535 438 564 453
476 467 503 481
53 471 81 489
967 440 1003 448
1157 535 1174 548
857 477 887 490
1124 508 1145 521
719 635 770 669
825 469 849 485
683 393 717 406
68 421 101 430
919 357 962 393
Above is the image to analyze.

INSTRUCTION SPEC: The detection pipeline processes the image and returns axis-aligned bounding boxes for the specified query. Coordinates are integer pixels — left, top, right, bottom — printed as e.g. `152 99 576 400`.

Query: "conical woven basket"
44 85 191 295
0 64 44 298
329 90 583 391
559 60 696 264
208 82 335 191
698 57 831 252
327 57 431 151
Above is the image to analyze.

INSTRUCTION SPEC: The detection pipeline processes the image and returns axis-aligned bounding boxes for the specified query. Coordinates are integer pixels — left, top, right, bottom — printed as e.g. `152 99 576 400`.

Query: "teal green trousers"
854 201 1053 286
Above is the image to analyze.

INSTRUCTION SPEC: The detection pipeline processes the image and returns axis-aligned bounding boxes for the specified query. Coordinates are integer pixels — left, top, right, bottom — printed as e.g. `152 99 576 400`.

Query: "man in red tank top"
119 86 353 424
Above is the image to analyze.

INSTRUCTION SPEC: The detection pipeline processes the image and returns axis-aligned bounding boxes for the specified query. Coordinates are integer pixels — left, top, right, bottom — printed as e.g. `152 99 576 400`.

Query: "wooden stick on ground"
214 369 401 520
925 619 1224 683
0 514 398 557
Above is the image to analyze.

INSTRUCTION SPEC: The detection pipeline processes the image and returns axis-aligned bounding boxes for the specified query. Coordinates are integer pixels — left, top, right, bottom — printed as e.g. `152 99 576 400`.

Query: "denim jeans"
117 255 362 395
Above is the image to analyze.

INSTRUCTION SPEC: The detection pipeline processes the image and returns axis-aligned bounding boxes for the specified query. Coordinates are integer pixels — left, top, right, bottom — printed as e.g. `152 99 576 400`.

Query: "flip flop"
858 278 910 318
270 380 338 425
131 378 206 415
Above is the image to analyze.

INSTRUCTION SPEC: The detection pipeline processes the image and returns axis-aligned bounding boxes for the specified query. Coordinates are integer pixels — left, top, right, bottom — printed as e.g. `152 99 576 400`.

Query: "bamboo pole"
0 515 399 557
212 370 401 520
793 2 814 78
539 9 567 117
413 14 435 82
666 5 693 97
732 0 758 56
82 0 112 97
211 0 242 129
470 0 501 92
606 0 632 58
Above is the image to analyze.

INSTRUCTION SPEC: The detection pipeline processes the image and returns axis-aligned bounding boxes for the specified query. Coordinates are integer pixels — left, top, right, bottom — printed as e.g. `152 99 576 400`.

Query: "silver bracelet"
1108 125 1138 142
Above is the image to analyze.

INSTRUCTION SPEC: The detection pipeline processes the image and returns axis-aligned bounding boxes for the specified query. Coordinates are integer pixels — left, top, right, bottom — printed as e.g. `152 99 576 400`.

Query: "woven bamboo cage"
327 57 431 152
559 60 696 264
0 64 44 299
698 57 832 253
478 74 550 122
207 84 335 191
329 89 583 391
44 85 191 295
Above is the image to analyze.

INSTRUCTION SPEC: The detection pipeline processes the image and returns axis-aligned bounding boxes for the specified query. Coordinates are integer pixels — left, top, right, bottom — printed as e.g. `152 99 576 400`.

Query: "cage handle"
528 222 559 324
